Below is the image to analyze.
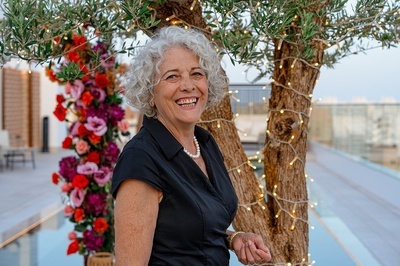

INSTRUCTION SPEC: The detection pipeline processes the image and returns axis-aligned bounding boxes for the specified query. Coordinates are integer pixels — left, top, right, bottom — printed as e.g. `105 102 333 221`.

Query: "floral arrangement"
47 28 130 256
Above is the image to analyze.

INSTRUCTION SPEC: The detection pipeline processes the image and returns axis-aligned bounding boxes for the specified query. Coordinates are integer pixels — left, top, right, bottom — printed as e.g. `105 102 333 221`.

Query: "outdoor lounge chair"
0 130 35 170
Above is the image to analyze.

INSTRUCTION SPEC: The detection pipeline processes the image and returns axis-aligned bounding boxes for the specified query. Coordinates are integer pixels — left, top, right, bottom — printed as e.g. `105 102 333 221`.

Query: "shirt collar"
143 116 211 160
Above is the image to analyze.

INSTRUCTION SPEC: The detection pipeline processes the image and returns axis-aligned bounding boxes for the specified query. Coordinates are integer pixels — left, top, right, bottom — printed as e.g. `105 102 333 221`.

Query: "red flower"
53 103 67 121
93 218 109 233
94 73 109 88
73 35 87 48
56 94 66 104
67 50 81 63
79 109 87 121
46 67 58 82
88 133 101 145
78 124 91 137
74 208 85 222
72 175 89 189
79 63 89 74
81 91 94 106
53 36 61 44
51 172 60 185
62 136 73 149
87 151 100 164
79 63 90 82
67 240 80 255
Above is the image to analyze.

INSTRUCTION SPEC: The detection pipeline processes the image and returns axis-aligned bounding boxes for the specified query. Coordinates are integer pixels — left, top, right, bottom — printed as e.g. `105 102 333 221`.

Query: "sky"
224 46 400 103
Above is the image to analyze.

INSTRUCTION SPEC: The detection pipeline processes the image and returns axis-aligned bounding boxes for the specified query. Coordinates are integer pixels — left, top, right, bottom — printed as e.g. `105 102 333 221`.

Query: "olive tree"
1 0 399 264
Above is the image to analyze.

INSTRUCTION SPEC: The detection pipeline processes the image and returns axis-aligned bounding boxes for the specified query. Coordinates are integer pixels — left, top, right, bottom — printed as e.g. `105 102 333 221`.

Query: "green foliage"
203 0 399 80
1 0 399 79
56 62 85 82
0 0 159 65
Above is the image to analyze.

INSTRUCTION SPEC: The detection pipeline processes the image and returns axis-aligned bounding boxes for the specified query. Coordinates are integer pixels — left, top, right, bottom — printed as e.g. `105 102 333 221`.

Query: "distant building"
309 103 400 171
229 83 270 115
368 145 399 169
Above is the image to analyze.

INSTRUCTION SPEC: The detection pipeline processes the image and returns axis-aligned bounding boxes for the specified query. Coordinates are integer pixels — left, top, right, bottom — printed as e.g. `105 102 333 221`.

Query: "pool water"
0 209 357 266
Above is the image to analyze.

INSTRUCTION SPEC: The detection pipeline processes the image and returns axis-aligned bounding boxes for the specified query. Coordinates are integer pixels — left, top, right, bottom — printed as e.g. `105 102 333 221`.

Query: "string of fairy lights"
199 94 319 266
199 94 319 224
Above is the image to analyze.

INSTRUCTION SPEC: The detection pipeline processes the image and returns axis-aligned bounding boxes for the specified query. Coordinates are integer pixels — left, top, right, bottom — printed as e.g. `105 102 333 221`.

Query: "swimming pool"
0 207 358 266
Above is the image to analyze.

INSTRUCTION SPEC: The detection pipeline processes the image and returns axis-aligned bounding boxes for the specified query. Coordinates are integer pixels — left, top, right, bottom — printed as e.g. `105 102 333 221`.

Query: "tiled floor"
0 148 74 246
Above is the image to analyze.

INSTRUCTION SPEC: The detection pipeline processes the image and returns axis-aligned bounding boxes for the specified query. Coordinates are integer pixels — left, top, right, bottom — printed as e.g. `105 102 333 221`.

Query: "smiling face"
153 45 208 132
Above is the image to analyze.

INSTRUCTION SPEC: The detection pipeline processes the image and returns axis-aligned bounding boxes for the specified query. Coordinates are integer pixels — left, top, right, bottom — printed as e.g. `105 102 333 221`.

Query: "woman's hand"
231 232 271 265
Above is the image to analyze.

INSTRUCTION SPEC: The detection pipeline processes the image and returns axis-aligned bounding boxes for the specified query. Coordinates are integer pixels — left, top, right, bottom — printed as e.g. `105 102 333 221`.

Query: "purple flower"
86 103 108 121
93 42 107 55
59 156 78 181
77 162 99 175
108 104 124 125
91 88 106 103
83 229 105 251
85 193 107 215
85 116 108 136
102 142 120 163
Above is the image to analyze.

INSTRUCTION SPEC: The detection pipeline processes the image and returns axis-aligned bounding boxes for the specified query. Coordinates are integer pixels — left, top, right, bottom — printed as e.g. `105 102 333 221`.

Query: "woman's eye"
165 75 180 82
192 72 205 78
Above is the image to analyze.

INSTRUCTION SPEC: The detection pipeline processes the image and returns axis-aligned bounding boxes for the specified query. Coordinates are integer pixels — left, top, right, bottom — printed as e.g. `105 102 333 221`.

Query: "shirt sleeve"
111 147 163 198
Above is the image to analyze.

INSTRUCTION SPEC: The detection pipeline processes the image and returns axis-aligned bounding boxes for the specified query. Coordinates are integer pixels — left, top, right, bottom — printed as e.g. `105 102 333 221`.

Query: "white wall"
2 59 66 149
40 70 67 149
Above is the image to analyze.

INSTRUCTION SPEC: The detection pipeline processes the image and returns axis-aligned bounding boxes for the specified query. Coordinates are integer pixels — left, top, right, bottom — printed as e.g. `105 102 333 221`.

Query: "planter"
87 252 115 266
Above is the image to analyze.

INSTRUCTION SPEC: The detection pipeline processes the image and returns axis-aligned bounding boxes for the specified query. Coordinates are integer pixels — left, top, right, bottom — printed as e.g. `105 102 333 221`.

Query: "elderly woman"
112 26 271 265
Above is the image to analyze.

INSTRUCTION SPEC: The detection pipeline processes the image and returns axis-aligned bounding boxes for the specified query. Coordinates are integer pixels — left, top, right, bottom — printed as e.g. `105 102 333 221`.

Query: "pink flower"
84 116 107 136
94 167 112 187
64 205 75 216
68 231 77 241
101 54 115 69
91 88 106 103
77 162 99 175
117 119 130 133
75 139 90 155
67 80 85 100
70 188 86 207
61 183 72 193
70 121 82 137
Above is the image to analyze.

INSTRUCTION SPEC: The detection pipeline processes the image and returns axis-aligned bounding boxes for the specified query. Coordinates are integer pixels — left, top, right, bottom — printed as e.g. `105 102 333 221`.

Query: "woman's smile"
176 97 198 108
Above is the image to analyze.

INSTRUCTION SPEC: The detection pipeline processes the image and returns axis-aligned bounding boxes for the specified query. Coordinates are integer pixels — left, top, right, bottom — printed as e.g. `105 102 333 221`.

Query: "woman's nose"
180 74 195 91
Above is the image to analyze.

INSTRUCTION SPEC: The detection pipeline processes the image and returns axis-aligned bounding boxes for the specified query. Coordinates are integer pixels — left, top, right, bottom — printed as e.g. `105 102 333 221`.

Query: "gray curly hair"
123 26 229 118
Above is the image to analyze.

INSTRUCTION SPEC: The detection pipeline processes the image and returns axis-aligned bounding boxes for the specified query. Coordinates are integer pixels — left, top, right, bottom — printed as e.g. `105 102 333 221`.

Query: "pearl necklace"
183 135 201 159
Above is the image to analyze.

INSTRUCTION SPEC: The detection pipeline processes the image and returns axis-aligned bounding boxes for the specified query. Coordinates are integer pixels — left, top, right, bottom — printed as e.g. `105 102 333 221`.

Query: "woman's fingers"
238 241 264 265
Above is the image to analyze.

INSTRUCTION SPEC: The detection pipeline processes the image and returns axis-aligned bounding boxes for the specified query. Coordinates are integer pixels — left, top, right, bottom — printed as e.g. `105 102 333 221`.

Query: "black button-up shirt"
112 116 238 265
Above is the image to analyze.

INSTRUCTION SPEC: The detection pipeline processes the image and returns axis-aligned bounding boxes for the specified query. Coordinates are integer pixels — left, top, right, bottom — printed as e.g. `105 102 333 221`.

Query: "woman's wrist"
228 231 245 250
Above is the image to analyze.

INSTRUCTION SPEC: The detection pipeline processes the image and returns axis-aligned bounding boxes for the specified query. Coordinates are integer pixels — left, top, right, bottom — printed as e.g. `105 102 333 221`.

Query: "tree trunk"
263 38 324 262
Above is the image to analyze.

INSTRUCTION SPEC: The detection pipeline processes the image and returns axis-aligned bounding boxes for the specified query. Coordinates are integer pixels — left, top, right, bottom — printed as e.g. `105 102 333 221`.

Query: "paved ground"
1 143 400 265
0 148 74 246
307 142 400 266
